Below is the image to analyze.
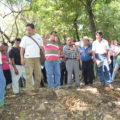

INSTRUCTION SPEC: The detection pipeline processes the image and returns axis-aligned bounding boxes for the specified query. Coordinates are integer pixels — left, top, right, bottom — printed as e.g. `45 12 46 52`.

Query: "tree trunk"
73 15 80 42
85 0 96 39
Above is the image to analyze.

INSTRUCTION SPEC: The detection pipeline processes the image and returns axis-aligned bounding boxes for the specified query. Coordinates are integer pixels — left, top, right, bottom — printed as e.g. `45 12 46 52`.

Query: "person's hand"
4 61 9 64
59 54 64 58
80 50 83 54
55 36 59 43
49 35 55 42
71 47 76 51
21 58 25 65
93 58 97 63
108 58 111 64
88 50 92 54
14 68 19 75
76 56 80 61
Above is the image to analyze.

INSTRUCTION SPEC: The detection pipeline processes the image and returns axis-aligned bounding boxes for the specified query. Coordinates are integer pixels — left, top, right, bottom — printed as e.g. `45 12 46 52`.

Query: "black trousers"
109 56 113 75
60 62 67 85
41 67 47 87
3 69 12 86
82 60 94 85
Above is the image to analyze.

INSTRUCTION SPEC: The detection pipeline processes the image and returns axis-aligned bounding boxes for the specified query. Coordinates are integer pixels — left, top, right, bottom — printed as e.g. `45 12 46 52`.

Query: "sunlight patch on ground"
77 87 100 96
113 98 120 106
115 87 120 91
61 96 92 112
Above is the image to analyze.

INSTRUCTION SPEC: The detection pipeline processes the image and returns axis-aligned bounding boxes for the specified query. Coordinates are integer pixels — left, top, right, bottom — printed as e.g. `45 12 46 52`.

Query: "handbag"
28 36 45 65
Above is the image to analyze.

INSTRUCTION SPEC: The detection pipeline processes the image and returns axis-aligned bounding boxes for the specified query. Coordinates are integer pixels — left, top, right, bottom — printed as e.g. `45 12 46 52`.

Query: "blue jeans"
0 65 6 106
96 55 112 85
45 60 61 88
112 62 120 81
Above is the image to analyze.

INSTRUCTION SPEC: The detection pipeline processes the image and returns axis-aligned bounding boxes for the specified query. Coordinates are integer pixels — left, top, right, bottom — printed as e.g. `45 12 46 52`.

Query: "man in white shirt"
20 24 44 95
0 44 6 108
92 31 113 90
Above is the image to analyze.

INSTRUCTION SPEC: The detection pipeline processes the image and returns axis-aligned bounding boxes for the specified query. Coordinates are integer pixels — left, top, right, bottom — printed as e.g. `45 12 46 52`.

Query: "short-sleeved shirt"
63 45 79 59
92 39 109 54
20 34 43 58
44 41 59 61
2 54 10 70
80 45 92 61
9 47 21 65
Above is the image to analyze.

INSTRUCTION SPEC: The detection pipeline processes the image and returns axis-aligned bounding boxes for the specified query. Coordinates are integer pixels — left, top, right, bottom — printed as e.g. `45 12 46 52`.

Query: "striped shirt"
44 41 59 61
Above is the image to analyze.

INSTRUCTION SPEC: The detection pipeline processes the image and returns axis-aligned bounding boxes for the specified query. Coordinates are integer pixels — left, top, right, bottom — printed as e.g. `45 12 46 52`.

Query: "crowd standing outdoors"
0 23 120 108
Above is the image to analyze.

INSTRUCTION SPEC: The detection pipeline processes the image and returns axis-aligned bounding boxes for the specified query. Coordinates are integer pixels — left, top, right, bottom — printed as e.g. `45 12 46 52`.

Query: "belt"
95 53 107 55
66 58 76 60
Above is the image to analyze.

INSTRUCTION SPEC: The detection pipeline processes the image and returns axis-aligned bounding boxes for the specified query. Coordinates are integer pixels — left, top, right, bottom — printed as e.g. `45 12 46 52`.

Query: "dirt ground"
0 80 120 120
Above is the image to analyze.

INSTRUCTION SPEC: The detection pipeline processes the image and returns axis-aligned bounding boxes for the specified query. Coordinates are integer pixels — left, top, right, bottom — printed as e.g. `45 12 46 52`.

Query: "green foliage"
95 0 120 40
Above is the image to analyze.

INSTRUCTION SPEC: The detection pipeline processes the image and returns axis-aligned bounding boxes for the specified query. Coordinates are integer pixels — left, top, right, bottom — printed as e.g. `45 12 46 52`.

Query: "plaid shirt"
63 45 80 59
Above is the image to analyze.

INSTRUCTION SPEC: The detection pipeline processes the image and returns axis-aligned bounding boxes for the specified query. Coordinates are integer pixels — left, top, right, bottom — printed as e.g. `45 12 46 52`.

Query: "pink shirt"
2 54 10 70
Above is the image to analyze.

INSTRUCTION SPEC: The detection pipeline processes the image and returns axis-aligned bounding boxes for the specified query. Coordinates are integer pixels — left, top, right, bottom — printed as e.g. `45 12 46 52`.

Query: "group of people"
0 23 120 108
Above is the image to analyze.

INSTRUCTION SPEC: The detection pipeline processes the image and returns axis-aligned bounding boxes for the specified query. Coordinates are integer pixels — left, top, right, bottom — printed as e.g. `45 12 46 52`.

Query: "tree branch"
1 0 32 18
0 27 10 42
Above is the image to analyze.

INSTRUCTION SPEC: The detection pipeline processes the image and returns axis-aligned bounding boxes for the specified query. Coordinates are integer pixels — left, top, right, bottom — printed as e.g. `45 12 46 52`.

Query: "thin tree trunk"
73 15 80 42
85 0 96 39
0 28 10 43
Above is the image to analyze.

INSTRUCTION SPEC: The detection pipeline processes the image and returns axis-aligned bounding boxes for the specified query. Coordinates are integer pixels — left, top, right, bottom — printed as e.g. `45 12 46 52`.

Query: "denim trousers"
45 60 61 88
0 65 6 106
112 62 120 81
96 54 112 85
